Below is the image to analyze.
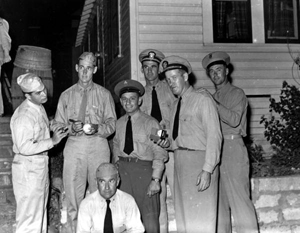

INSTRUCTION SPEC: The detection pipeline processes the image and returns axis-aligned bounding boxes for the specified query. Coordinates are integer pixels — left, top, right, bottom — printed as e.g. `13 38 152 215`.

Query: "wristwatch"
152 178 160 182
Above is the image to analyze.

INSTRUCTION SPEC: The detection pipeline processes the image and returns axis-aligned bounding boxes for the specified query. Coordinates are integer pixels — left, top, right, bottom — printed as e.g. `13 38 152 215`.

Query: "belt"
119 156 152 164
177 147 197 151
223 134 242 140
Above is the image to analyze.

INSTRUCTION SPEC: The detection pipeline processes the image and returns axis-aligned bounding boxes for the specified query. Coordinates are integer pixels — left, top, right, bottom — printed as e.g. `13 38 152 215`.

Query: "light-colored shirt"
171 86 222 173
113 110 168 179
140 80 176 130
77 189 145 233
52 82 116 138
213 82 248 137
10 99 53 155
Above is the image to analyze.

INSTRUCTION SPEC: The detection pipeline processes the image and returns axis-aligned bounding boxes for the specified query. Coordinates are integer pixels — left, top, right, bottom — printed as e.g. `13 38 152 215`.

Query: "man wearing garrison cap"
203 51 259 233
52 52 117 231
139 49 176 233
10 73 68 233
158 56 222 232
113 79 168 233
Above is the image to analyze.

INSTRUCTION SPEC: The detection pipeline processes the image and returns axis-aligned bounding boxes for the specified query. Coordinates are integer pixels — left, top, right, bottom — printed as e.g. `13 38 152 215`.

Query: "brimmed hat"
139 49 165 64
114 79 145 97
159 55 192 74
202 51 230 70
17 73 45 93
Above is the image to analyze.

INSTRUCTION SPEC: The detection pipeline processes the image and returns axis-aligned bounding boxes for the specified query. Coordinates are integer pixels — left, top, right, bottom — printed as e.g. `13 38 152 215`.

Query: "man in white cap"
52 52 117 231
138 48 176 233
113 79 168 233
10 73 68 233
202 51 258 233
77 163 145 233
158 56 222 233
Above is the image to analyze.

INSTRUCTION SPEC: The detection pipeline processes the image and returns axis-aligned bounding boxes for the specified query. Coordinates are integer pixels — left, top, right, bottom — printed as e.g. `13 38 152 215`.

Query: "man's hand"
71 120 83 133
146 180 161 197
84 124 98 135
52 127 68 145
157 138 170 148
196 170 211 192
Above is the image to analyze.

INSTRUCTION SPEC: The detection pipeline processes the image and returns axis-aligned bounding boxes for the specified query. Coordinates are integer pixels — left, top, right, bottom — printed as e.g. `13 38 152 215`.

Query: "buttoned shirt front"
10 99 53 155
140 80 176 130
113 110 168 179
170 86 222 173
77 190 145 233
53 82 116 138
213 82 248 137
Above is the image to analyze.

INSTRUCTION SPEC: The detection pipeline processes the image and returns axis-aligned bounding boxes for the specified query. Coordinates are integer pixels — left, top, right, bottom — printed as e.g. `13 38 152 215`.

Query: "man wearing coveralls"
202 51 258 233
139 49 176 233
52 52 117 231
113 79 168 233
158 56 222 232
10 73 68 233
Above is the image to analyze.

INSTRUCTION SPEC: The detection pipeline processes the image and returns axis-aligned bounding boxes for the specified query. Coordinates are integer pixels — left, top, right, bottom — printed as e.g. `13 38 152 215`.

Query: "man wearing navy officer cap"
139 49 176 233
113 79 168 233
202 51 259 233
158 55 222 232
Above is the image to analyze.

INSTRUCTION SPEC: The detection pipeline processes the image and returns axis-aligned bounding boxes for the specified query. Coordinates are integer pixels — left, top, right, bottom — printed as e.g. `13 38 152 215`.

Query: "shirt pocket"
180 114 193 136
134 134 149 153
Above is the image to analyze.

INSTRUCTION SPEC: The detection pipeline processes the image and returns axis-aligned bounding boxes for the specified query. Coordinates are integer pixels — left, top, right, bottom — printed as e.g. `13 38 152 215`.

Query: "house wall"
130 0 300 151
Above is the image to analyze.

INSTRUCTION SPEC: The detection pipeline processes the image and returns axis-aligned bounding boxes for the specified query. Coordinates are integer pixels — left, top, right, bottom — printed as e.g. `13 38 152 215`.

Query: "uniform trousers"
174 149 219 233
119 159 160 233
63 136 110 231
12 154 49 233
159 151 174 233
217 138 258 233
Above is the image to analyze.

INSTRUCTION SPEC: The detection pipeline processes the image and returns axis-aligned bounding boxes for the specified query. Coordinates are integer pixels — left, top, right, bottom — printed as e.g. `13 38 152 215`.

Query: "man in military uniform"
202 51 258 233
113 79 168 233
139 49 176 233
158 56 222 232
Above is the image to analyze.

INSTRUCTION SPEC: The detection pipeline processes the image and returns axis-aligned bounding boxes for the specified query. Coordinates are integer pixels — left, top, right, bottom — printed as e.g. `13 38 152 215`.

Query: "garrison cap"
17 73 45 93
114 79 145 97
78 52 96 66
159 55 192 74
202 51 230 70
139 49 165 64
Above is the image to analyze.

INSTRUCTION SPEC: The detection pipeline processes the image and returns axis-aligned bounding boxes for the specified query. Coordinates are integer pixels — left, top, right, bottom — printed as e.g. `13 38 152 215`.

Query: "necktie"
77 89 87 123
104 200 113 233
123 116 134 155
151 86 162 122
172 97 182 140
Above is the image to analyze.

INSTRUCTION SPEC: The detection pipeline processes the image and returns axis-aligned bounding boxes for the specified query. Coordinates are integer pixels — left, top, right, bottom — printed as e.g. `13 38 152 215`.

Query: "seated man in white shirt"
77 163 145 233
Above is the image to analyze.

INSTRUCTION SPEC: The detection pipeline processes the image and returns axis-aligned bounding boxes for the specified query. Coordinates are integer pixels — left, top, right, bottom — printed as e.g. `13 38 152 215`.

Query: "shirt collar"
25 98 42 112
216 82 231 95
181 85 193 99
126 109 141 122
76 82 94 92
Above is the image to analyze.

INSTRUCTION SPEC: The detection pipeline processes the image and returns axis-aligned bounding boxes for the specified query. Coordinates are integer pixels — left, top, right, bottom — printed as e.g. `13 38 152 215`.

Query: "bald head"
96 163 118 179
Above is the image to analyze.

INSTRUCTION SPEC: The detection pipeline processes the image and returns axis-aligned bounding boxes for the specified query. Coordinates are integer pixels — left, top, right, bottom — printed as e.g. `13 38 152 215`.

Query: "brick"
258 210 279 224
254 194 281 208
260 225 291 233
283 208 300 221
286 193 300 206
257 176 300 192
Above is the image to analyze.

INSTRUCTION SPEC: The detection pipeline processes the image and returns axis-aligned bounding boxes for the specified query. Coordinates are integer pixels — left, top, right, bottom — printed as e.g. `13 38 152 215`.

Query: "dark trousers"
119 159 160 233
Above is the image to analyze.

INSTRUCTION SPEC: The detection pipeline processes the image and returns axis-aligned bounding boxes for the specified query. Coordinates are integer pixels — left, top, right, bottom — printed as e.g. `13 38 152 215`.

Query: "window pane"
264 0 300 43
213 0 252 43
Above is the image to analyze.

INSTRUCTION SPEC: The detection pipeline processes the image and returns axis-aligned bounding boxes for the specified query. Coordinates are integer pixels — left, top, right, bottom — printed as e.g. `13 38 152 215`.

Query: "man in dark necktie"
139 49 176 233
157 56 222 233
77 163 144 233
113 79 168 233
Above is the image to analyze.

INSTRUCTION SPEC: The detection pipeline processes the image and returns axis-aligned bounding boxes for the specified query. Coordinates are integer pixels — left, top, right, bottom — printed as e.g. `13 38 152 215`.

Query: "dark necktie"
172 97 182 140
123 116 134 155
104 200 113 233
150 86 162 122
78 89 87 123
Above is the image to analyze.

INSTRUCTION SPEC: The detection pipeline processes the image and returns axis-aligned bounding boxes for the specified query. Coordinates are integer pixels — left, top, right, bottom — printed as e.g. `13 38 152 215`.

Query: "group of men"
10 49 259 233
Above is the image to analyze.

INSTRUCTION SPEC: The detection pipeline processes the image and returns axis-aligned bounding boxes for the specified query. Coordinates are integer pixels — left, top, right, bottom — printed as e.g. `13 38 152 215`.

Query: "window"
212 0 252 43
264 0 300 43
